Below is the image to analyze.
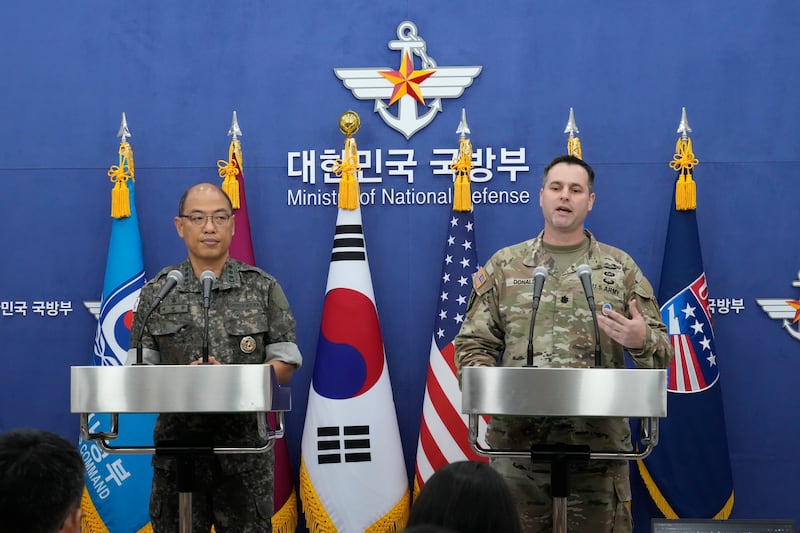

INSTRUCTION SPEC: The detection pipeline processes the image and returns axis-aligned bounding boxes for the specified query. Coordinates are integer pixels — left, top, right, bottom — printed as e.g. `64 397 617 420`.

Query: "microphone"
199 270 216 364
576 264 602 367
525 266 548 367
200 270 215 310
153 269 184 306
134 270 183 365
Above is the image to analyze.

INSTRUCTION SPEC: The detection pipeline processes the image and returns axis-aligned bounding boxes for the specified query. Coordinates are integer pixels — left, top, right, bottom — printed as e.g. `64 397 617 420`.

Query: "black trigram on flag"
331 224 366 262
316 425 371 464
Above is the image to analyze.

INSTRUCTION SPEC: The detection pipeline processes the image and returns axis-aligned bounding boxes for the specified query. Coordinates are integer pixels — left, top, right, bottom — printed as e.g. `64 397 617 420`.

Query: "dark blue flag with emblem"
632 112 734 524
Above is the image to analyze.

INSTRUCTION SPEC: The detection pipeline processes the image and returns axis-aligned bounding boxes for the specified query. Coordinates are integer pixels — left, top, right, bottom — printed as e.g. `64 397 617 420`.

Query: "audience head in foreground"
407 460 523 533
0 428 84 533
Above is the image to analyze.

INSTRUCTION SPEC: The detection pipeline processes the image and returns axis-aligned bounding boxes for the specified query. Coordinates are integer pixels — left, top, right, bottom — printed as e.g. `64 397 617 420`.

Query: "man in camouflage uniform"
455 155 672 532
127 183 302 533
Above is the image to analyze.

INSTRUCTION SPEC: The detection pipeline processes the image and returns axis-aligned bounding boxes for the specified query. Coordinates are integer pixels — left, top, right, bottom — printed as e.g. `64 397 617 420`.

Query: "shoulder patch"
472 267 488 290
270 283 291 310
472 266 494 297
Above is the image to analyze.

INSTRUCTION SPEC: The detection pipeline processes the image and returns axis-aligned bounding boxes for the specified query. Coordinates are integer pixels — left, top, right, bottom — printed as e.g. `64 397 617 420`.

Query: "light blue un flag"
79 175 156 533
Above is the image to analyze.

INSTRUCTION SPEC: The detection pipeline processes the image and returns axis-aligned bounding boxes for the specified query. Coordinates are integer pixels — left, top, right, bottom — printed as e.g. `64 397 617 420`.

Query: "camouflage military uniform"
454 230 672 533
128 258 302 533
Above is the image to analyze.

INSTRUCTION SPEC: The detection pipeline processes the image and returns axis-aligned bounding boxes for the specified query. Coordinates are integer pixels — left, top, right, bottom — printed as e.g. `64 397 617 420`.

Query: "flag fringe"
108 141 134 219
636 459 733 519
450 136 473 212
272 487 299 533
567 136 582 159
364 488 410 532
218 139 241 209
81 488 154 533
299 458 337 532
80 489 111 533
300 458 410 532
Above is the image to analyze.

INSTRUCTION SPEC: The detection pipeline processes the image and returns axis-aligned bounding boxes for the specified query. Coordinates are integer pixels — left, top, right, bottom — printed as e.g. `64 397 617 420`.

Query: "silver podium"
71 364 291 533
462 367 667 533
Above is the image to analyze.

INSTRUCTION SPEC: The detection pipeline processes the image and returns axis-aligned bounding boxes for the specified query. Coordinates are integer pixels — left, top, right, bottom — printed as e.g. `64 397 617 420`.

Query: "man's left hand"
597 298 647 350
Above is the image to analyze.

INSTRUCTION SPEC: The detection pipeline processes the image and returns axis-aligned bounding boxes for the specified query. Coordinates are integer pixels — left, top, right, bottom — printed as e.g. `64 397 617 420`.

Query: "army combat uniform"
128 258 303 533
455 230 672 533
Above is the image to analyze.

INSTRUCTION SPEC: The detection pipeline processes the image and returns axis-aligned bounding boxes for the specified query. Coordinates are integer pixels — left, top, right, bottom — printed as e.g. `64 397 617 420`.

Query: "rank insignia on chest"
240 336 257 354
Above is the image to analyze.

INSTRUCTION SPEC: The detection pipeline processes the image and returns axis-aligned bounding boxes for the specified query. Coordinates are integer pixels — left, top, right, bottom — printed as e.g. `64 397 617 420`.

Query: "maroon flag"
218 118 297 532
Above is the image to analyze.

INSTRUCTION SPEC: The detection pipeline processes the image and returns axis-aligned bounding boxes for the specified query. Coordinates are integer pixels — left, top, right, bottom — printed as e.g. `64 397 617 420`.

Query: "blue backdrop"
1 1 798 529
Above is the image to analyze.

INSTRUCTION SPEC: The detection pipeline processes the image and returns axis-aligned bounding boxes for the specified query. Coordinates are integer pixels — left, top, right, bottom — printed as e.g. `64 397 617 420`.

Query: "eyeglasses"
179 213 233 227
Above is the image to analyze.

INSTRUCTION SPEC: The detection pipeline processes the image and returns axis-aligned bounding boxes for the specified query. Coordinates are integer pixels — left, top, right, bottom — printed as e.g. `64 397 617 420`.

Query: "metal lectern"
71 364 291 533
462 366 667 533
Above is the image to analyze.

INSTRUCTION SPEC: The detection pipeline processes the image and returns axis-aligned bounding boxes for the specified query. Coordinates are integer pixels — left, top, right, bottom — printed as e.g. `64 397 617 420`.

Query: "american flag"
413 209 488 494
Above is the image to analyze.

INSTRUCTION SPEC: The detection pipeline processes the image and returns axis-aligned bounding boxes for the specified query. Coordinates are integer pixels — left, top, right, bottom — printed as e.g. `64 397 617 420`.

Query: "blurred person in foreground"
406 460 523 533
0 428 84 533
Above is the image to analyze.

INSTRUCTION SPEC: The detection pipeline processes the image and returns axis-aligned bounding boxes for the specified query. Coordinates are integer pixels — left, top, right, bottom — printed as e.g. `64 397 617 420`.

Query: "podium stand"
462 367 667 533
71 364 291 533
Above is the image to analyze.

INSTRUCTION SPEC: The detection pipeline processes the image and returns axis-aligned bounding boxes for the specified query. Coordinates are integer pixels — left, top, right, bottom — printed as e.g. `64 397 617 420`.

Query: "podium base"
530 443 590 533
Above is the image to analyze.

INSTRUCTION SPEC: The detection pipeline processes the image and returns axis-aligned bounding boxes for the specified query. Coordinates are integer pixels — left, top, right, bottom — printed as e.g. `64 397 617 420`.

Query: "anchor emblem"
756 270 800 342
335 21 482 139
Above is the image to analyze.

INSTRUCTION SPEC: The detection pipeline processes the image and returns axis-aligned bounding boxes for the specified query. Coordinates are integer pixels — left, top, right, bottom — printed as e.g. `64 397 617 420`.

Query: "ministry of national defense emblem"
756 270 800 342
334 21 482 139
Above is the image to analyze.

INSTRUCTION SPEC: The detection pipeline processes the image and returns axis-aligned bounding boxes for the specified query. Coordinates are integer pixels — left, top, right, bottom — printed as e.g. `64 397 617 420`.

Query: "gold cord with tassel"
333 137 360 210
450 136 473 212
108 141 134 219
217 139 241 209
669 137 698 211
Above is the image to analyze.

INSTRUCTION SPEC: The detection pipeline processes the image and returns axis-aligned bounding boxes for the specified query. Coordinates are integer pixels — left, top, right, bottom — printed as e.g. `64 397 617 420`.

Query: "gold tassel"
567 136 582 159
675 173 687 210
670 137 699 211
218 139 241 209
108 141 134 219
450 136 473 212
333 137 360 210
683 171 697 210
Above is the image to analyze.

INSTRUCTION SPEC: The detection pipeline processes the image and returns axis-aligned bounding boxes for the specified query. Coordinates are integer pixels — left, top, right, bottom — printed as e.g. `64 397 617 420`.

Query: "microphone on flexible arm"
525 266 549 367
199 270 216 364
134 269 183 365
576 264 602 367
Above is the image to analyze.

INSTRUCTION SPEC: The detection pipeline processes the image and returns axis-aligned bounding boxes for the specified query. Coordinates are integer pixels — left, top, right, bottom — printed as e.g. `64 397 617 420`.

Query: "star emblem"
379 52 435 106
787 299 800 323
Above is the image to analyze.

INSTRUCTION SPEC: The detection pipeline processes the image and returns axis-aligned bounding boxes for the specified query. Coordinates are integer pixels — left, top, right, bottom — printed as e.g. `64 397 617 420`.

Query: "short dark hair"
177 182 233 215
542 154 595 192
408 461 523 533
0 429 85 533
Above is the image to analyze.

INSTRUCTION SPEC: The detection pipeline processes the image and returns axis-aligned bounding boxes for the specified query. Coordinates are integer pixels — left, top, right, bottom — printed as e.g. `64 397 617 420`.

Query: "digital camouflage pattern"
130 258 302 533
455 230 673 532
